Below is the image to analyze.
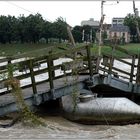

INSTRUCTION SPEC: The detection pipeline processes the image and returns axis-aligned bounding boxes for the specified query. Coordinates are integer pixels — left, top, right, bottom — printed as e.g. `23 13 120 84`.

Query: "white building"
112 17 124 26
81 18 99 28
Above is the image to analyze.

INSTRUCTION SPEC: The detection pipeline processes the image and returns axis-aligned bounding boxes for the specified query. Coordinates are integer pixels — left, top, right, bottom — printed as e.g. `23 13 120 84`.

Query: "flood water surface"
0 115 140 139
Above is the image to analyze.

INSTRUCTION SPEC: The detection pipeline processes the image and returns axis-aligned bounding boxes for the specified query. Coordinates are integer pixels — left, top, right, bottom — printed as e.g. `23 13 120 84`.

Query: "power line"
5 1 95 40
6 1 36 15
104 1 119 6
5 1 53 23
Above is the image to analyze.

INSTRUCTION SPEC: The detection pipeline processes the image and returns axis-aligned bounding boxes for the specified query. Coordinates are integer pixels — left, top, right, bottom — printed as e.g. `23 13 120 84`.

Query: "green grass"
1 43 140 58
91 43 140 58
0 43 68 57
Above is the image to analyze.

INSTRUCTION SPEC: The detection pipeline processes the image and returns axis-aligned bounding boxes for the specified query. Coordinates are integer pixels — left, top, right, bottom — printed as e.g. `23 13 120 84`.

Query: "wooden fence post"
95 56 100 73
130 55 135 82
47 55 54 93
136 55 140 84
7 57 13 78
29 59 37 94
108 57 114 74
49 51 55 78
108 44 115 74
86 45 93 79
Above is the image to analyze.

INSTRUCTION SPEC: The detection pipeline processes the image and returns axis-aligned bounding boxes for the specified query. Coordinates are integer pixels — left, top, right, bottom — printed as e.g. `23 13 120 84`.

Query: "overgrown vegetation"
4 63 45 127
71 59 80 113
62 57 81 113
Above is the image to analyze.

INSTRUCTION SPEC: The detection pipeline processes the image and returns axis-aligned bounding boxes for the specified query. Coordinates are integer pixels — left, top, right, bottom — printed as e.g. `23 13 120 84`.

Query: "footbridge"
0 44 140 116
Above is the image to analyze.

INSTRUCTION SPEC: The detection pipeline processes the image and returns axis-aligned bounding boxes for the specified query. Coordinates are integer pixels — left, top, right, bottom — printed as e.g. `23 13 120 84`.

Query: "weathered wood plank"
136 56 140 84
130 56 136 82
29 60 37 94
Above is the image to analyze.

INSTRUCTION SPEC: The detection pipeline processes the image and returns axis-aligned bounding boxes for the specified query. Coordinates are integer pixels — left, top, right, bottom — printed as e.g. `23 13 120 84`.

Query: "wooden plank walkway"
0 75 89 107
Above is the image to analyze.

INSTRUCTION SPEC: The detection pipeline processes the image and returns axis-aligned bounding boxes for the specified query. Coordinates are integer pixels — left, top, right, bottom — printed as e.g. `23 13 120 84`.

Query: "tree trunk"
59 38 61 43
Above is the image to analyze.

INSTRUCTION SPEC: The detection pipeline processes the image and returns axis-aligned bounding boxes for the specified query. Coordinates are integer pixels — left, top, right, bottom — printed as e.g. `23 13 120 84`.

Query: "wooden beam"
136 56 140 84
29 60 37 94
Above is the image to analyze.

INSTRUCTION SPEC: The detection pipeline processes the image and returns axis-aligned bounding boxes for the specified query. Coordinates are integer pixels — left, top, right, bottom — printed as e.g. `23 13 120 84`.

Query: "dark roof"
109 25 130 32
112 17 124 20
103 24 111 30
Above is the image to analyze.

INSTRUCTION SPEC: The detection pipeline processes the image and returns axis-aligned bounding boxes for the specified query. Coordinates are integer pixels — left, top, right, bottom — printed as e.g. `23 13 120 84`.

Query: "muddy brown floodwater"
0 114 140 140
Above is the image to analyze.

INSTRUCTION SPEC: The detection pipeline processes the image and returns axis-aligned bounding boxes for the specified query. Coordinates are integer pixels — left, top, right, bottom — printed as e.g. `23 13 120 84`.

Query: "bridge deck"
1 44 140 116
0 75 89 107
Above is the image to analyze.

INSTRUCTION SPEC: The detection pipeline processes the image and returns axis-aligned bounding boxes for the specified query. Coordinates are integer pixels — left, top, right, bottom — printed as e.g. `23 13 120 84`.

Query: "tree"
25 13 44 43
82 25 96 42
0 15 14 43
82 25 91 42
41 21 52 43
102 31 107 40
0 14 69 44
52 17 68 43
124 14 140 42
72 26 83 43
17 14 28 43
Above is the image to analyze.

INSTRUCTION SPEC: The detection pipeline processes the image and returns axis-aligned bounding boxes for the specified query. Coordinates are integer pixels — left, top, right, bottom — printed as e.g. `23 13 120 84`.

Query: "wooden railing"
1 44 140 97
0 45 95 96
99 45 138 83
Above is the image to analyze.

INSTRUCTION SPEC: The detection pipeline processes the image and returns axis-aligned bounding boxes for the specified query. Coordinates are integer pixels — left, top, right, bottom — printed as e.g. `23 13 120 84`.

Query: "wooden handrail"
0 44 138 96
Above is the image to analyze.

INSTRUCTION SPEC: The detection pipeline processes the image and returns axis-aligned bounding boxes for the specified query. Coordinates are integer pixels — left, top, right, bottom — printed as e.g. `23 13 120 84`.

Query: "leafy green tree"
82 25 96 42
82 25 91 42
10 16 19 43
0 14 69 44
72 26 83 43
25 13 44 43
102 31 107 40
41 21 52 43
124 14 139 42
52 17 68 43
17 14 28 43
0 15 11 43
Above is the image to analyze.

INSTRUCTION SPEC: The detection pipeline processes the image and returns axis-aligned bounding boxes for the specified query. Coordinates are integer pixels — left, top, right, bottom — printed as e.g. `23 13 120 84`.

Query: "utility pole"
90 29 92 43
98 0 105 56
67 25 76 47
82 29 85 42
133 0 140 41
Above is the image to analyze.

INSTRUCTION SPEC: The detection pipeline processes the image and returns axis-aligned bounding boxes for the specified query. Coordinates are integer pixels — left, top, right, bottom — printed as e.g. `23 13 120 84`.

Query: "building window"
114 32 117 37
113 20 117 22
118 20 121 22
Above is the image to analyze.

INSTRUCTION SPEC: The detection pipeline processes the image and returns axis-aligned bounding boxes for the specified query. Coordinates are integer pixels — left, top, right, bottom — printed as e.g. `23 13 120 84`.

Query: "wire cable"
5 1 53 23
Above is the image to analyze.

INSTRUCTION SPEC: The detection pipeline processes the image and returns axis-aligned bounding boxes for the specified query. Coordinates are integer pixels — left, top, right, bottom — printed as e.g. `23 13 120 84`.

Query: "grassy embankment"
92 43 140 58
0 43 140 58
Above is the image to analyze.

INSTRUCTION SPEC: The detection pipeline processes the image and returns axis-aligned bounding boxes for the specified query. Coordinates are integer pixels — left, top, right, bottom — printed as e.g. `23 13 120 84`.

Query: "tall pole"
67 25 76 47
98 1 105 56
82 29 85 42
90 29 92 42
133 0 140 41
